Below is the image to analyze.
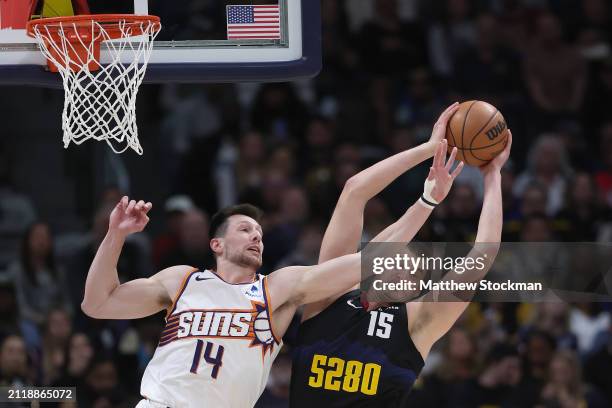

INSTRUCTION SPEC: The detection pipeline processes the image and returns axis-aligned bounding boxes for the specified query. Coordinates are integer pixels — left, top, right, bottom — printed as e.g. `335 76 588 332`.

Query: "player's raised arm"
268 141 464 308
318 102 459 263
408 131 512 357
81 197 189 319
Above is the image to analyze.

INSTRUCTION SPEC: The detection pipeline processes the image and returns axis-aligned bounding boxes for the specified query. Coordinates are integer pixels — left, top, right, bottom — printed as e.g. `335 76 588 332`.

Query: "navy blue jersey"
290 290 424 407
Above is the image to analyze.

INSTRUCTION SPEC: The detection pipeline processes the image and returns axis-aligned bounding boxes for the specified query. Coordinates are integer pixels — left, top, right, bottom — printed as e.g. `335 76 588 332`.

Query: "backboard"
0 0 321 86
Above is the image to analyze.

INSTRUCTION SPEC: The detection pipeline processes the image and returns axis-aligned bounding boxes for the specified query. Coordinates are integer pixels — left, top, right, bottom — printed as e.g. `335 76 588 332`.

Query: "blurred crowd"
0 0 612 407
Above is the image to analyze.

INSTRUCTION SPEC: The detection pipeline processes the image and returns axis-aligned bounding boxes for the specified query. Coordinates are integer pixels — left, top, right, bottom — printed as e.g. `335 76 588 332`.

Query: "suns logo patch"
160 300 277 358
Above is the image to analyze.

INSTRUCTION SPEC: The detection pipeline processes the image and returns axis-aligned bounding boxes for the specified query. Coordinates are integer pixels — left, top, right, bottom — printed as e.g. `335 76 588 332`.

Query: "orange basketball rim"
26 14 160 72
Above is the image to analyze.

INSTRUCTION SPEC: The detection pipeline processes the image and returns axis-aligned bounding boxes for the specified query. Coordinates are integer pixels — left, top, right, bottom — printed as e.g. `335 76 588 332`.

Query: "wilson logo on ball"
485 121 507 141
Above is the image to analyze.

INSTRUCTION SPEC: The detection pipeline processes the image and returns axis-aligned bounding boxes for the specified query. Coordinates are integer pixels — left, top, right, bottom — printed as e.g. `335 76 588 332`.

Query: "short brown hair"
209 204 263 240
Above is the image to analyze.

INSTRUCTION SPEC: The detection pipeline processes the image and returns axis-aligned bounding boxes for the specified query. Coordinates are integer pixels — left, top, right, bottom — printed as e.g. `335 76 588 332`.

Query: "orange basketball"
445 100 509 167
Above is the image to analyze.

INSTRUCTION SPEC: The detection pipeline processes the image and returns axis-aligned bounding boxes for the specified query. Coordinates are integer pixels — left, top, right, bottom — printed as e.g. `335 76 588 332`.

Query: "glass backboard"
0 0 320 86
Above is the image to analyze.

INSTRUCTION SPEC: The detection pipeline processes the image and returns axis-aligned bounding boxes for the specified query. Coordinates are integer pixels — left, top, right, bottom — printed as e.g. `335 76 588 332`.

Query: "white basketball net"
30 19 161 154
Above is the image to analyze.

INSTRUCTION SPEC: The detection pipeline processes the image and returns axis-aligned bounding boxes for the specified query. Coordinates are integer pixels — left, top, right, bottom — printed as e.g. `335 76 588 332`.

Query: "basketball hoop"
26 15 161 154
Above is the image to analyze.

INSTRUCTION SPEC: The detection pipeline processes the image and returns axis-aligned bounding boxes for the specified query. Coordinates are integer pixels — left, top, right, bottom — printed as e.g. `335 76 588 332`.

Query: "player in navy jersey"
290 103 512 407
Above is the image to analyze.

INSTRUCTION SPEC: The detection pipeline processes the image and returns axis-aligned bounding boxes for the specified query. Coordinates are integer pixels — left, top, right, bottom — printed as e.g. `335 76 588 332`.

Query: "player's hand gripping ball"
445 100 509 167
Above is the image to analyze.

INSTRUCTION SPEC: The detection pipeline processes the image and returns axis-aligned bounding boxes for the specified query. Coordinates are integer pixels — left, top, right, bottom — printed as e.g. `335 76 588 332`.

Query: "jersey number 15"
367 311 394 339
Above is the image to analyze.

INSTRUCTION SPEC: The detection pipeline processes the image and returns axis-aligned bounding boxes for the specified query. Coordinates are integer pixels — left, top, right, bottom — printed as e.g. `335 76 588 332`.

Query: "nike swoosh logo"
195 276 213 281
346 299 363 309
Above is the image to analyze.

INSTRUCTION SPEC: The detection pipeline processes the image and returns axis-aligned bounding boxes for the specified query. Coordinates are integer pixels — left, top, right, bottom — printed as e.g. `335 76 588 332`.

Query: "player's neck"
214 261 257 284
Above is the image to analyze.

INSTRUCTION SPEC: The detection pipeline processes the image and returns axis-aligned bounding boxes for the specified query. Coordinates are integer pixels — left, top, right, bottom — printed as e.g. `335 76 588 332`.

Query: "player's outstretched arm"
409 131 512 357
318 102 459 264
81 197 190 319
269 142 465 309
371 140 464 244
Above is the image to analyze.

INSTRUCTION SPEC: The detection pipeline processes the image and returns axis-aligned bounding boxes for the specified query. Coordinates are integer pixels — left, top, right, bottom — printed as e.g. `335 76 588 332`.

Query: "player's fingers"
451 161 465 179
118 196 128 210
427 167 434 181
434 140 444 167
446 147 457 171
441 102 458 116
506 130 513 151
440 139 448 164
136 200 145 211
441 102 459 122
143 202 153 213
126 199 136 215
432 143 440 167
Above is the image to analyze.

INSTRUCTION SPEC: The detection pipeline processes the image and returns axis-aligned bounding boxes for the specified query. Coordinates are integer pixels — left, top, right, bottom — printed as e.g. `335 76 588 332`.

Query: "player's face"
222 215 264 269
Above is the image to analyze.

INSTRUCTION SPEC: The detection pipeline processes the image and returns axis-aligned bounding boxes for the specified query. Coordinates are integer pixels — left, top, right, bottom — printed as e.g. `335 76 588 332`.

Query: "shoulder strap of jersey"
262 275 282 345
165 267 199 319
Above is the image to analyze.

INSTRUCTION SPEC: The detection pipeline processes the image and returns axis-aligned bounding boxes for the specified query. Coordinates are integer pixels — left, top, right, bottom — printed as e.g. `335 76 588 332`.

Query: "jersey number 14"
190 340 225 378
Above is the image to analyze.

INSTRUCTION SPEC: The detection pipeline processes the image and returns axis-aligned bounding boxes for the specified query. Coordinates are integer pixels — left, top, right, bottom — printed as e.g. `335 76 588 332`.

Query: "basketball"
445 100 509 167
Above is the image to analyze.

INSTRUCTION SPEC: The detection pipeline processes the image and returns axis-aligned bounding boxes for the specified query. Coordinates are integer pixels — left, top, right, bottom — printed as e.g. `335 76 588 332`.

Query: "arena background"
0 0 611 406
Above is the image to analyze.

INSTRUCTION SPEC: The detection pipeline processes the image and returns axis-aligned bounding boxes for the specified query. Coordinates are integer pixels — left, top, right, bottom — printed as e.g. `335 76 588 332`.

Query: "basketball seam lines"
461 101 477 163
450 140 508 151
469 109 499 147
469 135 508 161
448 122 458 149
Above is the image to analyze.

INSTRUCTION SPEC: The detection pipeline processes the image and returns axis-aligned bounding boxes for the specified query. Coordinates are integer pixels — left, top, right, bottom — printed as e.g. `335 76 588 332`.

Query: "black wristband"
420 195 437 208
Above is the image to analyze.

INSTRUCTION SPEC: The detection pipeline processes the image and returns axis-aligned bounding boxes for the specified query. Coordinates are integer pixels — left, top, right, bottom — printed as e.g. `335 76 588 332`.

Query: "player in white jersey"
139 267 280 407
80 139 462 407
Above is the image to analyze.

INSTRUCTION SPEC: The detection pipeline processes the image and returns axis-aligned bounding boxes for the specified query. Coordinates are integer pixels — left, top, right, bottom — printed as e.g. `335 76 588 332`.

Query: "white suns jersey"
141 269 282 408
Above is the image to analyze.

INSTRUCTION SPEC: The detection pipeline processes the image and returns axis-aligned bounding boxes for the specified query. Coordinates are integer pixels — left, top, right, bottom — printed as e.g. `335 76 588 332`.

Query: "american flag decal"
226 5 281 40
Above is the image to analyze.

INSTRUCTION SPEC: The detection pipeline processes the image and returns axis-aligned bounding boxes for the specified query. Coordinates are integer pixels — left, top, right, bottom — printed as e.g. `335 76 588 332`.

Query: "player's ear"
210 237 224 254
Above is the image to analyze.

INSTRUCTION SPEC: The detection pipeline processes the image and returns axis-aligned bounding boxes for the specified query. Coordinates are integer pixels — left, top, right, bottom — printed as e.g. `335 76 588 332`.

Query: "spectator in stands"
235 131 267 198
159 207 210 270
8 222 70 348
453 13 522 105
493 0 533 52
260 185 311 273
55 332 94 389
523 330 556 386
300 117 336 181
428 0 477 79
404 326 480 406
0 334 31 386
540 350 607 407
357 0 427 77
41 308 72 385
455 343 540 407
519 214 555 242
250 83 309 141
570 303 611 356
435 326 479 384
80 358 129 407
441 183 479 241
317 0 357 95
362 197 394 241
529 303 578 351
524 13 587 126
514 134 572 216
556 172 606 241
276 223 323 268
396 68 448 139
152 195 195 268
519 182 548 218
